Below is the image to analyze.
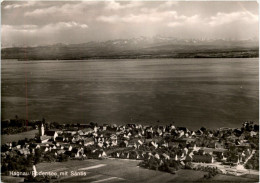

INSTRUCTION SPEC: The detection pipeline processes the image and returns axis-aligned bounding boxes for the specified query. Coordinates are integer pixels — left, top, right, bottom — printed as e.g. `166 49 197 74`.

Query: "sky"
1 1 259 47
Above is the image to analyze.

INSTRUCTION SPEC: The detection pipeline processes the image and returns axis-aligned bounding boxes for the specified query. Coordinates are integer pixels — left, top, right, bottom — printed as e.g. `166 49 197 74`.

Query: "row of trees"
139 157 181 174
1 149 70 175
245 151 259 170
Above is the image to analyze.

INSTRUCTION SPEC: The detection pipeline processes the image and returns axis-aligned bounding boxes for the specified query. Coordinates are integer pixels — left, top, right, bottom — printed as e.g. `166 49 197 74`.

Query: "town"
1 120 259 182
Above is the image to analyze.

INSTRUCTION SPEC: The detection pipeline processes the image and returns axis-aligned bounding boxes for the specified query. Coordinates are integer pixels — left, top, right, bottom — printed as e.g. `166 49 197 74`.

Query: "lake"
1 58 259 130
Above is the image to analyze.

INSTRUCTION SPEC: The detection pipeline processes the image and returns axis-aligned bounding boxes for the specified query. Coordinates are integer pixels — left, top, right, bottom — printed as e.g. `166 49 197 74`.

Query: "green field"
208 174 258 182
2 159 259 182
1 176 24 183
34 159 208 182
1 129 37 144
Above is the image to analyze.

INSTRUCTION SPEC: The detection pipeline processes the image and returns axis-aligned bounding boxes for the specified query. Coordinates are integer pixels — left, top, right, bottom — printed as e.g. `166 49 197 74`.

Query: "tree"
200 127 207 133
45 122 50 130
58 154 69 162
7 161 17 171
245 163 253 174
1 164 8 173
34 149 42 164
254 124 259 132
12 141 17 147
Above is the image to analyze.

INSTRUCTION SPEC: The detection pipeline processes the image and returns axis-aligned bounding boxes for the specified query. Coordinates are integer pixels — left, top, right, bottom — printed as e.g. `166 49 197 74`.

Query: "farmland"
34 159 258 182
1 130 37 144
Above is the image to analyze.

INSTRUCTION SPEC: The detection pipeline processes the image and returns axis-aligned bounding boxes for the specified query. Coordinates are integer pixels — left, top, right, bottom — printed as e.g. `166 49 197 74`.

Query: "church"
38 123 58 143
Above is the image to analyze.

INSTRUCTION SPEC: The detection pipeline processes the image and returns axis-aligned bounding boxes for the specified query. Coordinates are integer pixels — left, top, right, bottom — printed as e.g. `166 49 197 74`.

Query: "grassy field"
1 129 37 144
1 176 24 183
35 159 208 182
208 174 258 182
2 159 258 182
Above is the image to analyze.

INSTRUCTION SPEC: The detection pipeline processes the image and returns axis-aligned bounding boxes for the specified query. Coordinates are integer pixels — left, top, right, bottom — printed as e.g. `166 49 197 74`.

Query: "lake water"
1 58 258 130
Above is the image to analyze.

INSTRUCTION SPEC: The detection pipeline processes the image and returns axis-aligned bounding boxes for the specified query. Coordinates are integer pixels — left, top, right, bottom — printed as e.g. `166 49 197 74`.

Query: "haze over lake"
1 58 258 129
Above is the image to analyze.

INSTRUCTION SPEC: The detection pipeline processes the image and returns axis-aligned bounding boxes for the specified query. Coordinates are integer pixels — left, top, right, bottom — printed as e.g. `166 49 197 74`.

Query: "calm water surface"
1 58 259 129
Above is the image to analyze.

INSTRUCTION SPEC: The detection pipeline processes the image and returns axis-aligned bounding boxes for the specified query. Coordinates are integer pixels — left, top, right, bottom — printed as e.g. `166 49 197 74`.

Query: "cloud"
167 11 258 28
2 21 87 34
2 21 89 47
97 11 179 23
24 6 58 16
104 1 143 10
2 24 39 34
46 21 88 29
97 14 162 23
167 22 182 27
24 2 99 17
209 11 258 26
4 1 37 9
167 14 202 27
158 1 179 9
2 1 258 47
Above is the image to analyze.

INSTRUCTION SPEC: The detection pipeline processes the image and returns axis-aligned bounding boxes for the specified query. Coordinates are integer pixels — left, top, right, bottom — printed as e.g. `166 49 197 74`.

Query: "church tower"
39 123 45 136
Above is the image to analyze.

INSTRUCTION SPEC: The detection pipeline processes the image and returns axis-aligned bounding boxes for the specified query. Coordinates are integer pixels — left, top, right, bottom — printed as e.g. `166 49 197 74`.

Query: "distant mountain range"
1 36 259 60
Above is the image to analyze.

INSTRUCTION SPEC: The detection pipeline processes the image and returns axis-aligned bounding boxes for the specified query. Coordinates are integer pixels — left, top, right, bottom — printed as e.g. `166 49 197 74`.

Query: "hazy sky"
1 1 259 47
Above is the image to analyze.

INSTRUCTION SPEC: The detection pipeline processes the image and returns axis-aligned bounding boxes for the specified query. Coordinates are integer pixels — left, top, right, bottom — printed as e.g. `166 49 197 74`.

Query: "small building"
45 130 58 141
78 128 94 135
192 155 214 163
39 135 50 143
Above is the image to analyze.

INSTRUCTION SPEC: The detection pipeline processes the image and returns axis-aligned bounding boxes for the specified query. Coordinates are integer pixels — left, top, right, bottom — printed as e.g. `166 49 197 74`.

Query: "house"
55 136 65 142
97 141 104 148
182 137 196 144
71 147 84 158
185 154 193 162
169 125 176 131
65 147 83 158
215 142 224 149
78 128 94 135
192 155 214 163
150 141 158 149
107 125 117 132
63 130 77 136
195 130 203 136
177 127 189 133
99 151 107 158
119 140 128 147
162 153 170 160
40 146 49 152
45 130 58 141
57 149 65 155
64 145 73 151
110 139 118 146
17 148 30 156
156 129 163 136
250 131 257 137
154 153 160 160
84 137 95 146
168 142 179 148
39 135 50 143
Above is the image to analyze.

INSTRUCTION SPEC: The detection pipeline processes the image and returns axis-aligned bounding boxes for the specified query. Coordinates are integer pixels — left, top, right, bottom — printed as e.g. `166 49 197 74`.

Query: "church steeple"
40 123 45 136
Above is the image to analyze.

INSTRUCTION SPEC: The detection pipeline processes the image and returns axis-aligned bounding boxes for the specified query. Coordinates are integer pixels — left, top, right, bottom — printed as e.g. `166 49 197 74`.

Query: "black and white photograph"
1 1 259 182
